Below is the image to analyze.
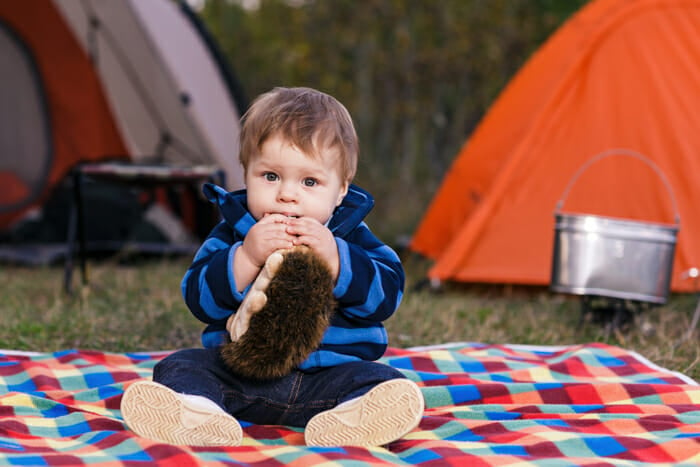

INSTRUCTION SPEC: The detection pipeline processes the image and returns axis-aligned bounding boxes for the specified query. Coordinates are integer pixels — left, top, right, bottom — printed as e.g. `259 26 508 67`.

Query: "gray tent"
0 0 246 230
0 0 247 261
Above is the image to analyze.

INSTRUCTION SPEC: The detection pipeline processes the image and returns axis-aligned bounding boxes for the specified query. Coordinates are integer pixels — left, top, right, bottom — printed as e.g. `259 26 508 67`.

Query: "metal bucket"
550 149 680 304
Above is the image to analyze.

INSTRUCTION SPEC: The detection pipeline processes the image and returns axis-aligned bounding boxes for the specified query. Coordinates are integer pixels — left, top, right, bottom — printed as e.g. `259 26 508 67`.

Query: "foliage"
198 0 588 240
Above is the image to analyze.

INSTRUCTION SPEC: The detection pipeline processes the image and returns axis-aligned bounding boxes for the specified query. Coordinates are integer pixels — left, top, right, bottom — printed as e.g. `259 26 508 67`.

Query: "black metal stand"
579 295 646 336
63 162 225 294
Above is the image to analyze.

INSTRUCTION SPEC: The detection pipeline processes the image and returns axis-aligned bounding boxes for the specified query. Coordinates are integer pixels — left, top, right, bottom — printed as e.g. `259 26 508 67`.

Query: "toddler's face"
245 134 348 224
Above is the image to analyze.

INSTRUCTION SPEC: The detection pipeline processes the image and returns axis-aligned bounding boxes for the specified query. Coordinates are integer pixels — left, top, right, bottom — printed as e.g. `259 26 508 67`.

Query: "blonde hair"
239 87 358 183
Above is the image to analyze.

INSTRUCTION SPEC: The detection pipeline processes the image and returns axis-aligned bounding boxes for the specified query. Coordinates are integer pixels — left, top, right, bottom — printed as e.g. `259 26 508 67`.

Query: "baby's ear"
336 182 349 206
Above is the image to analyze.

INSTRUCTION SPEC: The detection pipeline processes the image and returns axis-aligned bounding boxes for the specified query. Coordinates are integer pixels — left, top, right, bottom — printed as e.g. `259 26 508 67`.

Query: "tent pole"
63 168 88 294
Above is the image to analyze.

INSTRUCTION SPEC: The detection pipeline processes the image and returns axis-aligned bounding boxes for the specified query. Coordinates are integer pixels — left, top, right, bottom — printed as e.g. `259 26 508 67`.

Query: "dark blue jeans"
153 347 406 427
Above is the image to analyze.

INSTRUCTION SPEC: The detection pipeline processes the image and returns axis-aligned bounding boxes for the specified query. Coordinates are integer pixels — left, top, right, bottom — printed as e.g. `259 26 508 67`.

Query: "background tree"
198 0 588 243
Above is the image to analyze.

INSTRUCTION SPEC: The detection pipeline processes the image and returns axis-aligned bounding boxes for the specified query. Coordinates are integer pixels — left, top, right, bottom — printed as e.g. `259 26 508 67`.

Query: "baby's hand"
284 217 339 279
241 214 295 268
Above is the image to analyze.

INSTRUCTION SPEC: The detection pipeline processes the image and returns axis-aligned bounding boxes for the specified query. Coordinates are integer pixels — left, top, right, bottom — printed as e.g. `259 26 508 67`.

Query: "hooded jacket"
181 183 405 371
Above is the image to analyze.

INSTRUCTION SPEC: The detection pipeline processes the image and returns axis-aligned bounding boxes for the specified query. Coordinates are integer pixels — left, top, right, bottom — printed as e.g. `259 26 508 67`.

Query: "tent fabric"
53 0 245 189
0 0 245 231
411 0 700 293
0 20 50 212
0 1 128 227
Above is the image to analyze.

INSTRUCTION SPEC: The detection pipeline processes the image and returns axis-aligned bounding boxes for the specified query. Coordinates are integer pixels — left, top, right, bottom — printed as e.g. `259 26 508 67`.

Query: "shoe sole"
305 378 424 447
121 380 242 446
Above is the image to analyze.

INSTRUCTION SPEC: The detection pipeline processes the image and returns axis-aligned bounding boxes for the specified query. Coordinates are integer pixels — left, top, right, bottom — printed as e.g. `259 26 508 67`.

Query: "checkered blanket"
1 343 698 466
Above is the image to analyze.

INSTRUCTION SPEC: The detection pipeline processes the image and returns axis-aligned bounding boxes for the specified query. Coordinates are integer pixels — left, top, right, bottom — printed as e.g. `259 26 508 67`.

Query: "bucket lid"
556 213 678 243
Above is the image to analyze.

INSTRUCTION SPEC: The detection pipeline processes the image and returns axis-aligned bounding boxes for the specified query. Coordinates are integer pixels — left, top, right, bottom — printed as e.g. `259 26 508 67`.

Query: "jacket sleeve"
333 221 405 323
181 221 246 324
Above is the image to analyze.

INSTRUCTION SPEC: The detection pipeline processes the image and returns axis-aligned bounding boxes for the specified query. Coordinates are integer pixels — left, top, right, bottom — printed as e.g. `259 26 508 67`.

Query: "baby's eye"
264 172 278 182
302 178 317 187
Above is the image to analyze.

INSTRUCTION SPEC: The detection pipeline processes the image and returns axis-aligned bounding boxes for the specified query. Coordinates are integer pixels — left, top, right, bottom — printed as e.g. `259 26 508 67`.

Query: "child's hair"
239 87 358 183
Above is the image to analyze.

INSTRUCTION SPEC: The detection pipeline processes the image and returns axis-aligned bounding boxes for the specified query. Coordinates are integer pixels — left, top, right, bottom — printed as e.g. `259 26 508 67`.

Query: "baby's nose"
277 182 298 202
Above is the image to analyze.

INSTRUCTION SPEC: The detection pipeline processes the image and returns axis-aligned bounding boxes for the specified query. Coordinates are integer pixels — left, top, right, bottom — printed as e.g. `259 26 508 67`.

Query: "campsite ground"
1 255 698 382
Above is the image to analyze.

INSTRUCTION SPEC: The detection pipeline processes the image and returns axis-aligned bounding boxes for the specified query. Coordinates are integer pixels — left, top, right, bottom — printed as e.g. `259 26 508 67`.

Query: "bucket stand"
578 296 651 336
677 268 700 345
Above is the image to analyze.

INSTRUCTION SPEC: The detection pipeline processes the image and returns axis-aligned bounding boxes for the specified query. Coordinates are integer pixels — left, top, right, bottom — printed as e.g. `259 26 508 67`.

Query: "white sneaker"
304 378 424 447
121 380 242 446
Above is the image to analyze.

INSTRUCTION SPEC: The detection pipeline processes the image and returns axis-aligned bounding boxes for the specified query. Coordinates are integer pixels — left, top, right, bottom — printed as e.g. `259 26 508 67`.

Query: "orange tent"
410 0 700 293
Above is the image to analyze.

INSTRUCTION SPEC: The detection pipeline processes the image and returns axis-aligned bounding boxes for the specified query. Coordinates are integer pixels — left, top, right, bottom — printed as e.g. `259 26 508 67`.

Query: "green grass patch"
1 254 697 381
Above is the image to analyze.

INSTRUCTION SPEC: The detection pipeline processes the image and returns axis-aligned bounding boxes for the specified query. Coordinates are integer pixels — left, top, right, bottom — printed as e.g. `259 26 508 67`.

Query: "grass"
1 253 698 381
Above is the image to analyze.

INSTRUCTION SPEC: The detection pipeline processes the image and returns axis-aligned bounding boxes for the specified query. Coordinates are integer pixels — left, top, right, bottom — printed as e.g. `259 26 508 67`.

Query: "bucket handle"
555 148 680 225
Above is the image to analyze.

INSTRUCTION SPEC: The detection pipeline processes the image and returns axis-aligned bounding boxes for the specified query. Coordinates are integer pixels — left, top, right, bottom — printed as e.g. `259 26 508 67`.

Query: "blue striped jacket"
181 183 405 371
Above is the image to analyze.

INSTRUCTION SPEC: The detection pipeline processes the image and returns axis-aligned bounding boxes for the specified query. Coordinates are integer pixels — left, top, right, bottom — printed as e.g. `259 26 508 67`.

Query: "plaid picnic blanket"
1 343 698 466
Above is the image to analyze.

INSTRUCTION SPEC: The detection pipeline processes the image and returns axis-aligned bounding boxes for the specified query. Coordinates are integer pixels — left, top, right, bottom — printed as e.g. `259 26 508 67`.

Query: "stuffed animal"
221 246 336 380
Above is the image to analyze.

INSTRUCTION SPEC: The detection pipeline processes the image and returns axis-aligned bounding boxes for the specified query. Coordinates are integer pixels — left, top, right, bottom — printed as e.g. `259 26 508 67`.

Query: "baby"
121 86 423 447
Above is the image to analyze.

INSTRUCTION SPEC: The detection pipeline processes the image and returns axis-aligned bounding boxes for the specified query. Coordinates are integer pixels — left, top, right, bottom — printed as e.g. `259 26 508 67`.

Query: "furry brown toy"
221 246 336 380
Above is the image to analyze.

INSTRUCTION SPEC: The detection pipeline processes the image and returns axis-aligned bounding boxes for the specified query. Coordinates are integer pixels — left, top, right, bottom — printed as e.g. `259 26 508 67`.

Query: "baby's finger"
259 213 290 224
